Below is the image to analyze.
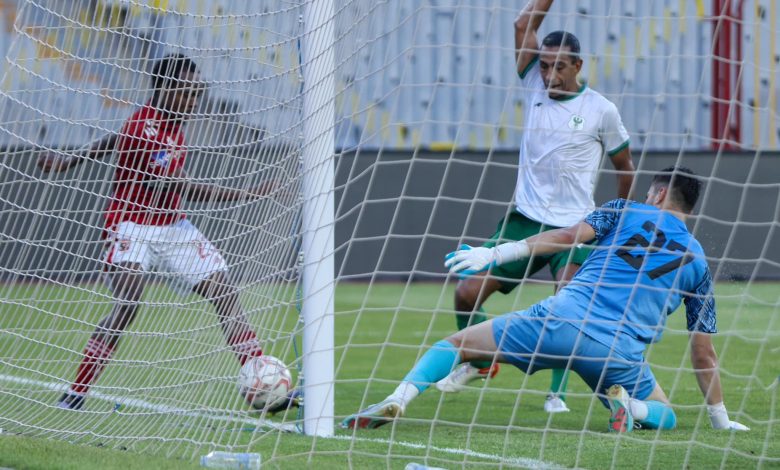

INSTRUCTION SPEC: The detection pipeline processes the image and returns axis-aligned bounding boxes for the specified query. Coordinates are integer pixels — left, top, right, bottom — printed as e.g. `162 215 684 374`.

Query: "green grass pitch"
0 281 777 469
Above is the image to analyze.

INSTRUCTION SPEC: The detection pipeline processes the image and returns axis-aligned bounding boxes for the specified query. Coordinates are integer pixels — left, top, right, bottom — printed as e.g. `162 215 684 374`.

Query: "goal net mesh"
0 0 777 468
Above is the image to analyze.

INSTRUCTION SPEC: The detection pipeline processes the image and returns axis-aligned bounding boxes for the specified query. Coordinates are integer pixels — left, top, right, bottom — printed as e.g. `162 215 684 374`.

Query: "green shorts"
483 210 592 294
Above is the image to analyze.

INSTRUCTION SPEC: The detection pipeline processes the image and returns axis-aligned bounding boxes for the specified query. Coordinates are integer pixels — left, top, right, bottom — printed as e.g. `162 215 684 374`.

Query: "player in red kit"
38 54 300 413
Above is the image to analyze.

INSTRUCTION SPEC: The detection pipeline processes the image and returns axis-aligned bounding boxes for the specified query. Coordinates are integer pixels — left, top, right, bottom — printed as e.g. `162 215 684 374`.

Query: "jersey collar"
550 82 587 102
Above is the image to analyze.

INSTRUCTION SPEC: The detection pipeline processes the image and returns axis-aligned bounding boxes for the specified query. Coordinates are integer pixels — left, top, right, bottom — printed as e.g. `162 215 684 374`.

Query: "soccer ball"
238 355 292 411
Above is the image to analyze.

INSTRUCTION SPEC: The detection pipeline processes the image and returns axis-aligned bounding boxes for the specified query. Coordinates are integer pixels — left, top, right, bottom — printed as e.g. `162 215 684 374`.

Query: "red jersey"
105 104 187 230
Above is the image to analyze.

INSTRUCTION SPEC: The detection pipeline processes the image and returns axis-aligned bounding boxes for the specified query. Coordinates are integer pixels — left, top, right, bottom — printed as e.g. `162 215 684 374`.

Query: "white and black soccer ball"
238 355 292 411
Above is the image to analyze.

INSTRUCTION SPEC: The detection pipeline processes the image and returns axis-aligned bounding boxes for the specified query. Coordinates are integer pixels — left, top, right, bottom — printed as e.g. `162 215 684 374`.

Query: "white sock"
629 398 649 420
389 381 419 408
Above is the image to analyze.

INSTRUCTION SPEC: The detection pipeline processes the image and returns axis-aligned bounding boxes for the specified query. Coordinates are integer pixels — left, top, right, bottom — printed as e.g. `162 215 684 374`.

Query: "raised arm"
37 133 118 173
514 0 554 76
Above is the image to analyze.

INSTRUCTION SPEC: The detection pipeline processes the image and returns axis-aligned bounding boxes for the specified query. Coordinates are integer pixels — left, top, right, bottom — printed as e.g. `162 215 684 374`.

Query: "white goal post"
301 0 336 437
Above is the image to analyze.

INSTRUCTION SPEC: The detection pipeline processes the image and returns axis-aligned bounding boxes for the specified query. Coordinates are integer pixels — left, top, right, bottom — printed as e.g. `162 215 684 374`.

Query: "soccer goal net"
0 0 777 468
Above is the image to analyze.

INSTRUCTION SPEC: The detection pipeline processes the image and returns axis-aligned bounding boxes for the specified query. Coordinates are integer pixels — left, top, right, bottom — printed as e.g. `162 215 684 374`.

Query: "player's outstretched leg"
58 265 145 410
196 272 302 413
58 335 118 410
436 361 500 393
437 278 502 393
344 321 499 430
342 339 463 429
195 272 264 366
340 398 405 430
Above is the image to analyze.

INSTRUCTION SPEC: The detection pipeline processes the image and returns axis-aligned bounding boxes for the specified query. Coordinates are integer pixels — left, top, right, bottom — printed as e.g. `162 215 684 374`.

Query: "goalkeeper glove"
708 402 750 431
444 241 530 275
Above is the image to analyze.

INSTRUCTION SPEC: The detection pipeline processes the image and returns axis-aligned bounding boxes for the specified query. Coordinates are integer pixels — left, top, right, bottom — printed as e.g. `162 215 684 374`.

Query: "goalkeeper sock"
549 368 570 401
456 307 492 369
632 400 677 430
402 340 461 393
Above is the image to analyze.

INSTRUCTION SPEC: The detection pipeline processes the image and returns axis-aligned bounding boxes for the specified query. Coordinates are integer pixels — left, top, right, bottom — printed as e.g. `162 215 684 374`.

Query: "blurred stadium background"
0 0 777 150
0 0 778 284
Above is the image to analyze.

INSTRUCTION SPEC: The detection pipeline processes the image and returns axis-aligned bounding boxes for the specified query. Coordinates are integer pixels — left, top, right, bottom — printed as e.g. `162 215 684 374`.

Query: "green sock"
455 307 492 369
549 369 569 401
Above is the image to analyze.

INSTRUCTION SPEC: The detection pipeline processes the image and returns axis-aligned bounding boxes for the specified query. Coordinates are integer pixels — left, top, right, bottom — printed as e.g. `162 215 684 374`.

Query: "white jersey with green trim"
513 56 630 227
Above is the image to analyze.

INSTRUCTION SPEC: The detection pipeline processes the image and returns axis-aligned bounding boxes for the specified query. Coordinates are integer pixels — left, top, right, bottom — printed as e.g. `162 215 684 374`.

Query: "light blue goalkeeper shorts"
492 307 657 406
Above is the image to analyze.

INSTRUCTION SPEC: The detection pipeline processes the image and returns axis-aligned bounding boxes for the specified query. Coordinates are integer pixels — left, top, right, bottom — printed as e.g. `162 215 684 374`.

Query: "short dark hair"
651 167 701 213
541 30 581 62
150 53 199 95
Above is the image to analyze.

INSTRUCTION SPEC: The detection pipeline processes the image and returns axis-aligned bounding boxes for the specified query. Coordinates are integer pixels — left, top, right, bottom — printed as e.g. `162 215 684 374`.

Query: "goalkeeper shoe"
607 384 634 433
340 398 405 430
435 363 500 393
543 395 571 413
267 388 302 415
57 391 86 411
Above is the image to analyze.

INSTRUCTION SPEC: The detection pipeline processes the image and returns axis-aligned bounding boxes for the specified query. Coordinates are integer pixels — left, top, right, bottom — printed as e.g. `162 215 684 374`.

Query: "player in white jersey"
438 0 636 413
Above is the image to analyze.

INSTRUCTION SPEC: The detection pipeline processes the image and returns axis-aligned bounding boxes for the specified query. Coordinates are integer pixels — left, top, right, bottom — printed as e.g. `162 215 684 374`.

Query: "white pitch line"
0 373 564 468
329 434 566 469
0 373 298 432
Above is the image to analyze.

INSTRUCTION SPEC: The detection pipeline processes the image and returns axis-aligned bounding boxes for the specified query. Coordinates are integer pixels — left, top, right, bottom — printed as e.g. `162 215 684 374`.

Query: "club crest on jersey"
568 114 585 130
143 119 159 138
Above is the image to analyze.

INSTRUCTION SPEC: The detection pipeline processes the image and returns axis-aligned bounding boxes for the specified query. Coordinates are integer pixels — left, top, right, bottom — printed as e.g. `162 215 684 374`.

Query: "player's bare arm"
690 332 724 405
610 146 635 199
184 177 277 202
37 133 118 173
142 165 275 202
522 221 596 256
445 222 596 274
514 0 553 75
690 332 749 430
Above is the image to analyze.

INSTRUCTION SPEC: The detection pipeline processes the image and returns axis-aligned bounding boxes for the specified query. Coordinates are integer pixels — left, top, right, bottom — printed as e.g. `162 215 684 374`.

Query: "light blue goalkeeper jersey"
536 199 717 359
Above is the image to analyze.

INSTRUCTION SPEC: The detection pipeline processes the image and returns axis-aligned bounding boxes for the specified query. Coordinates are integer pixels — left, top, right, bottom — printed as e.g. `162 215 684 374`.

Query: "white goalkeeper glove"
444 241 530 275
708 403 750 431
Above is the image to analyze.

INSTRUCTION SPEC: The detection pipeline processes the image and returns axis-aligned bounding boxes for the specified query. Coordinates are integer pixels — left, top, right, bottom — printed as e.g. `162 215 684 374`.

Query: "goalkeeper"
38 54 300 413
437 0 635 413
342 168 749 433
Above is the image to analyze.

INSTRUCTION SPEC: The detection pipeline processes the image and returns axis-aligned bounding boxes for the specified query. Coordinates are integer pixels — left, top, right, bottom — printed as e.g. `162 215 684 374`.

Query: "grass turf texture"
0 281 777 469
